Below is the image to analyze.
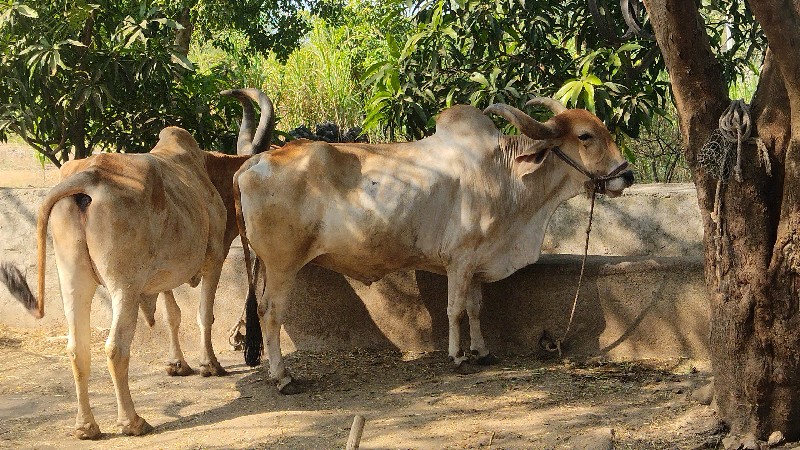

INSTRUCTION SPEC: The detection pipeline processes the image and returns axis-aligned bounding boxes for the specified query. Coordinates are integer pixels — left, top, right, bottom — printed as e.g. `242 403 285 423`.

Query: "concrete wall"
0 184 709 362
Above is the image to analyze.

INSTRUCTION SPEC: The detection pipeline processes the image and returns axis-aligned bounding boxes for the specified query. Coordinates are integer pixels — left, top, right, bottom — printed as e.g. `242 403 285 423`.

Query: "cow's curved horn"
484 103 558 139
526 97 567 115
221 88 275 155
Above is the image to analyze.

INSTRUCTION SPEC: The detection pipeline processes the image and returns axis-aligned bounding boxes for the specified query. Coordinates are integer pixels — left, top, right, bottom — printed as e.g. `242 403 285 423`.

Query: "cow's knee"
104 341 128 361
66 340 78 361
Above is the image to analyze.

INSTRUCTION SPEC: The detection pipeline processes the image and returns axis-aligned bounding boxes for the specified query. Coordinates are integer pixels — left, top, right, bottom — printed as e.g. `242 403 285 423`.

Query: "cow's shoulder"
435 105 498 141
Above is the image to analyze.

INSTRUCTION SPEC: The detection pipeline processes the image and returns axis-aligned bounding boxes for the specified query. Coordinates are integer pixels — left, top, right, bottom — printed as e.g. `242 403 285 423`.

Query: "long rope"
546 185 598 358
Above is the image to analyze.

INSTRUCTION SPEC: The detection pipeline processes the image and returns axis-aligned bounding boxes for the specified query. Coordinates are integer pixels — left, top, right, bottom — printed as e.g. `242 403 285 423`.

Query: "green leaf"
15 5 38 18
48 54 57 76
617 43 642 52
554 80 577 102
171 52 194 71
389 71 400 93
469 72 489 87
585 74 602 86
583 84 595 112
569 81 583 105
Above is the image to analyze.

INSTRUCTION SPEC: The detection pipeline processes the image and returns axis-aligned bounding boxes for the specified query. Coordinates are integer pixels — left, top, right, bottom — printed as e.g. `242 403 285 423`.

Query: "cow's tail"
234 157 264 367
0 171 96 319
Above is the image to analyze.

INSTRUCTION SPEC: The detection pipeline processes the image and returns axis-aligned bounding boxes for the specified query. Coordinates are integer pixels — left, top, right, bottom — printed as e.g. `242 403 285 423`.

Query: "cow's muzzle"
594 168 634 197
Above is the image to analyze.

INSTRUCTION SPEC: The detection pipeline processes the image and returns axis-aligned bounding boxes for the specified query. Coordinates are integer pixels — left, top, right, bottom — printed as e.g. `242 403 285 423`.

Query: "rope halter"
551 147 630 194
539 147 630 358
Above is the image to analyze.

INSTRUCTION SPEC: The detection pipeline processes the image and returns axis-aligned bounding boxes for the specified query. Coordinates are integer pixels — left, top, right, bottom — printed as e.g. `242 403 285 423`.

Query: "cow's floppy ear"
514 147 552 179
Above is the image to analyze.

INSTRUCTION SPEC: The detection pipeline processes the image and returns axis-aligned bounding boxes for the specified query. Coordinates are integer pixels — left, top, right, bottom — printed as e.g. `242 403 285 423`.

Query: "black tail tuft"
0 262 37 314
243 287 263 367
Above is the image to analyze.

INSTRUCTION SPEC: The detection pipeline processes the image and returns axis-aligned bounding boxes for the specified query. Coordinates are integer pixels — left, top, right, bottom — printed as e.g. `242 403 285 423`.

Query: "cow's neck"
493 139 589 275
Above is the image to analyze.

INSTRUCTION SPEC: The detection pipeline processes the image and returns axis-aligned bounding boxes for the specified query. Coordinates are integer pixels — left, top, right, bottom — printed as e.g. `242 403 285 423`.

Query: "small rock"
722 436 742 450
691 381 715 405
767 431 784 447
741 433 758 450
567 428 614 450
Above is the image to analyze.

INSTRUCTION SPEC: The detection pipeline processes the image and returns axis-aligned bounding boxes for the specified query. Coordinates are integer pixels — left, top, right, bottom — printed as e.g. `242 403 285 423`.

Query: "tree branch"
642 0 730 240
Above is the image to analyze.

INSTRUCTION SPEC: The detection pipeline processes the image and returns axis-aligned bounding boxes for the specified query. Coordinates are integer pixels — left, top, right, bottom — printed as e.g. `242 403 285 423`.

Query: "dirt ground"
0 323 728 450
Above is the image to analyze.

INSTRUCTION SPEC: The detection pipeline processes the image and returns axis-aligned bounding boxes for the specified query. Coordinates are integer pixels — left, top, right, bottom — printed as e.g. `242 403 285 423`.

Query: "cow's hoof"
450 352 469 368
199 362 228 377
474 352 499 366
74 422 101 440
277 377 303 395
453 363 481 375
120 415 153 436
166 361 194 376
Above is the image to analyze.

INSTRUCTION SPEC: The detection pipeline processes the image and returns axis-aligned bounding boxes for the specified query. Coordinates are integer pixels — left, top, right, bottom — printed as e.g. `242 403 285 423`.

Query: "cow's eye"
578 133 593 141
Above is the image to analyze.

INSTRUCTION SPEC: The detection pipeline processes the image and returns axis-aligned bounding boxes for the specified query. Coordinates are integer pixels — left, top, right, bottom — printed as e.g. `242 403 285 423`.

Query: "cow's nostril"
622 170 635 186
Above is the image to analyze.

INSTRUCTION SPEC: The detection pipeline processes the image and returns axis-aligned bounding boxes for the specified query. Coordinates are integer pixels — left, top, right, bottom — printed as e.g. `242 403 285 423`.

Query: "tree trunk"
174 7 193 57
643 0 800 439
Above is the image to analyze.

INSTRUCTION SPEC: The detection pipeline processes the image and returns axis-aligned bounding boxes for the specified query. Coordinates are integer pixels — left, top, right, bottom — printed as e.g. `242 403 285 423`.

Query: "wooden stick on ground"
346 415 366 450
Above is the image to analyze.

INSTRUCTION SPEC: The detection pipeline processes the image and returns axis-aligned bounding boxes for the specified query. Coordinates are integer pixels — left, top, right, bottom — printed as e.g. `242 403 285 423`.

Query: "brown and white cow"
233 92 634 394
0 89 273 438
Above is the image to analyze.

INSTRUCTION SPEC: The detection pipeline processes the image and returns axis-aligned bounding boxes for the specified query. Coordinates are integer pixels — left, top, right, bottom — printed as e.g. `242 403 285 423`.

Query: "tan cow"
0 89 273 439
233 92 634 394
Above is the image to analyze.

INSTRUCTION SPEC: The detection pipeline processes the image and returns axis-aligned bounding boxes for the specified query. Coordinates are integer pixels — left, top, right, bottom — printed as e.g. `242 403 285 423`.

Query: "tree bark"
644 0 800 439
174 6 193 57
747 0 800 436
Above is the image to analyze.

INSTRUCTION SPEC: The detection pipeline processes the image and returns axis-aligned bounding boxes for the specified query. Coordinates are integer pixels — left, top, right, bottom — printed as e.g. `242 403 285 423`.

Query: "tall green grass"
191 19 370 138
261 21 365 132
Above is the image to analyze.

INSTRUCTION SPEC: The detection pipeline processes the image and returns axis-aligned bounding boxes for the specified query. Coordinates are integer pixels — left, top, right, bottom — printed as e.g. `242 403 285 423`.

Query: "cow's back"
53 127 225 294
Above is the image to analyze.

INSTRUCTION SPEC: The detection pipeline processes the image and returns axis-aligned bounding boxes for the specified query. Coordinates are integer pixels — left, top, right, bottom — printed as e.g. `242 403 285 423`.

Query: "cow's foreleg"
262 270 299 394
161 291 193 376
465 280 497 365
198 265 226 377
446 269 471 367
106 292 152 436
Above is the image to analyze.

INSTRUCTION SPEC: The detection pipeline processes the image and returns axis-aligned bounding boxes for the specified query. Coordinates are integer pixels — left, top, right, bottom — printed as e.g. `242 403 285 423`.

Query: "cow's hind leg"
262 268 299 394
161 291 193 376
59 265 100 439
106 290 153 436
51 200 100 439
198 263 226 377
465 280 497 365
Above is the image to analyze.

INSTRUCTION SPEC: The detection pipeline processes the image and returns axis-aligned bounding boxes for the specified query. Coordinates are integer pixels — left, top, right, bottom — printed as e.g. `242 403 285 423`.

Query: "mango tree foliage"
187 0 340 62
363 0 765 145
0 1 248 166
